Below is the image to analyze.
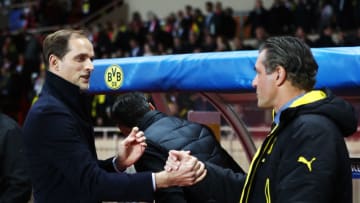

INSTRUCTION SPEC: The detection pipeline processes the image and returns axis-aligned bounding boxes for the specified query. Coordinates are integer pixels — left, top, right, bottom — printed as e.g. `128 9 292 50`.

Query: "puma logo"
297 156 316 172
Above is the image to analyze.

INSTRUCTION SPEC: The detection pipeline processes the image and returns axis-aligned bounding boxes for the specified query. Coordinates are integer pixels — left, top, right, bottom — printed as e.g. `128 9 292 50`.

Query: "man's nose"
86 60 94 71
252 76 257 88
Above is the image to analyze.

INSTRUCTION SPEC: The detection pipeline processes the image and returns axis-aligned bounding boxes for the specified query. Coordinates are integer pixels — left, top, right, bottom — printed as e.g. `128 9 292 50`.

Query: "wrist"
154 171 170 189
113 155 127 172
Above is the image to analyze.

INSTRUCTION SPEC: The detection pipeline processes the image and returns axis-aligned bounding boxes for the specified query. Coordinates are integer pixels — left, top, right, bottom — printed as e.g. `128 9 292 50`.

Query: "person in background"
111 92 245 203
0 112 32 202
294 26 314 47
243 0 269 38
168 36 358 203
22 29 206 203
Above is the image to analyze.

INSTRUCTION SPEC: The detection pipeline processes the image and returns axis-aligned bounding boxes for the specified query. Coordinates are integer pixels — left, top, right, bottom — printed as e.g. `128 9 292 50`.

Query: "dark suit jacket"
22 71 154 203
135 110 246 203
0 113 31 202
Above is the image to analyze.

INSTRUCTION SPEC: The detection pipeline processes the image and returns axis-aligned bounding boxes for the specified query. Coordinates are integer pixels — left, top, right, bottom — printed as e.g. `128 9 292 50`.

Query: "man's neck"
274 84 306 112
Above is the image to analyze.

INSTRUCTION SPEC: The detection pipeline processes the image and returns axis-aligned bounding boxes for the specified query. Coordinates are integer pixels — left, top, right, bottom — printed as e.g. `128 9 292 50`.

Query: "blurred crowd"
1 0 109 29
1 0 360 126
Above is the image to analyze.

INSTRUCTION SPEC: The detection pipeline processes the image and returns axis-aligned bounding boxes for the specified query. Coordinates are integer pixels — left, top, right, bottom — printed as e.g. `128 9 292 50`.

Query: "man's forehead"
67 37 94 54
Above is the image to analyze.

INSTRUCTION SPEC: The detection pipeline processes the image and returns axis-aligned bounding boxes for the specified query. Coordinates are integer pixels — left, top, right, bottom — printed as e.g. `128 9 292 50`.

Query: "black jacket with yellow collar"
240 89 358 203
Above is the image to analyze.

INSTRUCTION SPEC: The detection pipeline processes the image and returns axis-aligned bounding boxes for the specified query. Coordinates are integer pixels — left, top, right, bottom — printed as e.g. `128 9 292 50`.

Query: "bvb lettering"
117 72 121 81
104 64 123 90
107 72 122 82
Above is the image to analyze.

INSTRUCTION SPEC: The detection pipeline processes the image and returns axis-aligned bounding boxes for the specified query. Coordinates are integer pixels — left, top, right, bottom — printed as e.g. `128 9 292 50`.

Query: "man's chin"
257 101 267 109
79 83 90 91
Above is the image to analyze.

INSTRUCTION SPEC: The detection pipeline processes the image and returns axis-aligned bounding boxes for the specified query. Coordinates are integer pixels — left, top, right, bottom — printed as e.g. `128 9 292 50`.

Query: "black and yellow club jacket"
240 89 358 203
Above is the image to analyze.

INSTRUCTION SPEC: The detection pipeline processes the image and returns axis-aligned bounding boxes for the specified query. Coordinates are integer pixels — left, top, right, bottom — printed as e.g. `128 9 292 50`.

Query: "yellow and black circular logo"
104 64 123 90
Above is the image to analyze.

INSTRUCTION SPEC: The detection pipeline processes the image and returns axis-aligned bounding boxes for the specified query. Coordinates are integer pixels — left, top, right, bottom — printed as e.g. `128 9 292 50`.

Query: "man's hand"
164 150 190 171
115 127 147 170
155 150 207 188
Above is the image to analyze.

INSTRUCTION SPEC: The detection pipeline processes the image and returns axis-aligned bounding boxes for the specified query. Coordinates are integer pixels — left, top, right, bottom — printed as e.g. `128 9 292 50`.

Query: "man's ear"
275 66 286 86
49 55 59 71
149 103 156 110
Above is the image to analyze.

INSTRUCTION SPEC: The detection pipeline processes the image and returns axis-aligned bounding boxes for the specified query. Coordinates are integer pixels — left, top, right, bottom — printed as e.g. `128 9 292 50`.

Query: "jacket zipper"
265 178 271 203
239 125 278 203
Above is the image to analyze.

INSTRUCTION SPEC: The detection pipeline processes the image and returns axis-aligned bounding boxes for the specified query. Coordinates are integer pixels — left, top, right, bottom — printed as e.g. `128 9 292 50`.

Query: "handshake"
155 150 207 189
115 127 207 189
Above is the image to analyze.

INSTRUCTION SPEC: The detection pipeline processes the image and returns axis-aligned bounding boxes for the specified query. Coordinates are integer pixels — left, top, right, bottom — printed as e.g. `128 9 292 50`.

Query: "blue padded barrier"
88 47 360 94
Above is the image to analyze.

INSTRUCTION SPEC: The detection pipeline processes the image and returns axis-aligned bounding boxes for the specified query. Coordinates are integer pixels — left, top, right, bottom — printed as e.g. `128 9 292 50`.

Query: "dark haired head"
42 29 88 68
111 92 151 127
259 36 318 91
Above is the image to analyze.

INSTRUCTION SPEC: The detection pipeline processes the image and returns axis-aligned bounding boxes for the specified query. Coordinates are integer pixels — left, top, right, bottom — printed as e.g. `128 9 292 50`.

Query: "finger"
169 150 180 157
181 162 207 186
168 151 180 161
136 137 146 144
169 149 189 156
135 131 146 139
135 131 144 138
165 159 180 171
164 165 172 172
121 136 135 147
170 154 178 162
170 150 191 161
130 127 139 135
180 151 193 162
194 161 205 178
124 129 137 142
166 159 180 169
182 155 198 170
194 169 207 184
140 145 146 153
184 150 191 155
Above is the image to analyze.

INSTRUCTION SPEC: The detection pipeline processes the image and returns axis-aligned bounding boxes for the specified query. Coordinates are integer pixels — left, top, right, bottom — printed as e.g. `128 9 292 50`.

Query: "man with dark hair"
238 36 357 202
167 36 358 203
0 113 32 202
22 29 206 203
111 92 245 203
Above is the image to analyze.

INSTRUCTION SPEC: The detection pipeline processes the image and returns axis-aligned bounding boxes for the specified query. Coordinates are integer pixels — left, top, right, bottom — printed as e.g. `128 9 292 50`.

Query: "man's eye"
77 56 86 61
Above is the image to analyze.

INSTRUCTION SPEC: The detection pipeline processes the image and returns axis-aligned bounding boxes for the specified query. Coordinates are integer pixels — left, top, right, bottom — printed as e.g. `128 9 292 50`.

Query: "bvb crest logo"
104 64 123 90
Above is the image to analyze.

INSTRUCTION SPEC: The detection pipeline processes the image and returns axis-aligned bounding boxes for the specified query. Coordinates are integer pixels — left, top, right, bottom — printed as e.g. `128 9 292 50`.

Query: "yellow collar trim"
289 90 326 108
271 90 326 121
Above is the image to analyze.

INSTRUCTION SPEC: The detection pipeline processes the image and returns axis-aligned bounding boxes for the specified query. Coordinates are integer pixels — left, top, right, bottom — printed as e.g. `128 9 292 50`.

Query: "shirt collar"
274 93 305 124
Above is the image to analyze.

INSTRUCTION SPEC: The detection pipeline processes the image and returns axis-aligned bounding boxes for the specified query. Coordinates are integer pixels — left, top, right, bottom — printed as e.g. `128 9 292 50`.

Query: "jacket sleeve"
190 162 246 203
275 115 350 202
136 140 246 203
24 109 154 202
98 157 117 172
0 126 32 203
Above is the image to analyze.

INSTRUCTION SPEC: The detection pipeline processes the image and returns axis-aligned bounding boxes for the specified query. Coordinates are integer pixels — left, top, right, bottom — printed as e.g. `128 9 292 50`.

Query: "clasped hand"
157 150 207 187
115 127 207 188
